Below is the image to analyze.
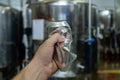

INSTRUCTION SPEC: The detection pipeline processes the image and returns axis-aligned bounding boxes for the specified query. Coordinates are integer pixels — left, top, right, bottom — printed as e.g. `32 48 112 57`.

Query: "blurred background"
0 0 120 80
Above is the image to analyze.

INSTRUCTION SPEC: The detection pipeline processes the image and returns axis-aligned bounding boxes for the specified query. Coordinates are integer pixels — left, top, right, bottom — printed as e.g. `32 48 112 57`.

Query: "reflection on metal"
53 70 76 78
98 10 114 37
99 10 113 28
28 0 89 4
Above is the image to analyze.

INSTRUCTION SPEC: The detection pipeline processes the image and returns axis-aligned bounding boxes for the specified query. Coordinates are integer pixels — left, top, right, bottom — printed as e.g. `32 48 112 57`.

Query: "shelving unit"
98 70 120 74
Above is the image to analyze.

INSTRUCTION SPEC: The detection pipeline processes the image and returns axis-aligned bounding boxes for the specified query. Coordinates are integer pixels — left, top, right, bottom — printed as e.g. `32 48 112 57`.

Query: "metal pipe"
88 0 92 40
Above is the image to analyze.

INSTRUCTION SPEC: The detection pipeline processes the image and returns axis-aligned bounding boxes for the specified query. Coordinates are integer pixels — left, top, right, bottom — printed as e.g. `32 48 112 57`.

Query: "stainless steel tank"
97 10 120 71
115 8 120 33
28 0 97 77
115 0 120 33
73 1 97 74
98 10 113 33
0 4 24 68
30 0 78 51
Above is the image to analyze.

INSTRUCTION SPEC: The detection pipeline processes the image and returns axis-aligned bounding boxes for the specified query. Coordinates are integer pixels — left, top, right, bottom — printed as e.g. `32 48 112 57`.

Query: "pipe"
88 0 92 40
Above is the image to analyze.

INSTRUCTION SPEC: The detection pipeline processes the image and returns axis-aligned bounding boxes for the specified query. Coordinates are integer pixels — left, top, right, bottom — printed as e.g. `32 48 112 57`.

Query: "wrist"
25 59 49 80
13 60 49 80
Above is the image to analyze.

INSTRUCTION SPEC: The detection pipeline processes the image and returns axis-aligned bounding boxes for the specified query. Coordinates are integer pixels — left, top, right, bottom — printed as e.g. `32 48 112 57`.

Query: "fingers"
45 33 65 46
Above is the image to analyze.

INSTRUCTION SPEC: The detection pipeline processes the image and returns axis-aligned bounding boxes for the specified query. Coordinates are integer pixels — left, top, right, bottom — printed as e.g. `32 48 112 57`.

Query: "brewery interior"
0 0 120 80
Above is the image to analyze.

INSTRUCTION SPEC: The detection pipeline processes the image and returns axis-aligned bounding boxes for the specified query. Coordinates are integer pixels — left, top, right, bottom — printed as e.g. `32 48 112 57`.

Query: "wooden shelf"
98 70 120 74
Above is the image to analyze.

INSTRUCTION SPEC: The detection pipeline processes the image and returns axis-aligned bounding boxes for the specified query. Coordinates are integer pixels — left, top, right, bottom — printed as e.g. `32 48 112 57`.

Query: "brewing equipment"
28 0 98 77
115 4 120 69
74 1 97 74
115 8 120 33
98 10 114 65
97 10 120 70
0 3 24 72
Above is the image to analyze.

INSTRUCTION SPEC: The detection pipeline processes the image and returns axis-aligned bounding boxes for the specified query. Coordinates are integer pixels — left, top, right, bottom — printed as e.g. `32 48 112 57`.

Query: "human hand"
12 33 64 80
29 33 65 79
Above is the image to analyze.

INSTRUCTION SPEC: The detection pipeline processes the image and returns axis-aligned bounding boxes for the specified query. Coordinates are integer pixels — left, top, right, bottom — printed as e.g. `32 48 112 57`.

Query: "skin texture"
12 33 65 80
